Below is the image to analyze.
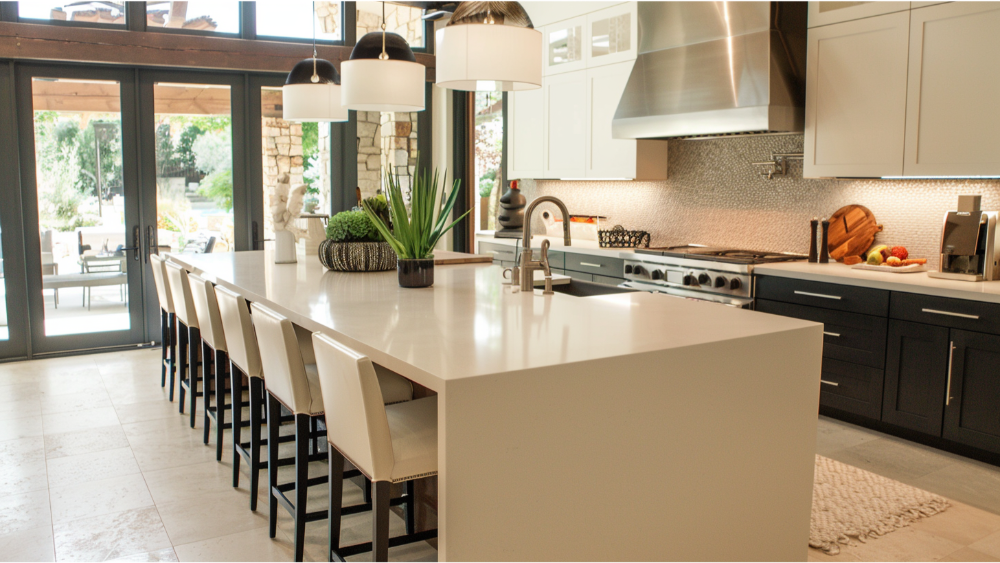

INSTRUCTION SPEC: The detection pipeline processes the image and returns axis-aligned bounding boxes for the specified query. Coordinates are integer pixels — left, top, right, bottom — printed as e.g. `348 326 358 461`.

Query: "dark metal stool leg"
231 362 243 487
294 414 310 562
372 481 391 562
203 341 213 445
267 392 280 539
189 326 200 428
177 321 188 411
249 377 264 512
215 349 228 461
328 447 345 563
405 480 416 535
160 309 168 388
167 313 177 402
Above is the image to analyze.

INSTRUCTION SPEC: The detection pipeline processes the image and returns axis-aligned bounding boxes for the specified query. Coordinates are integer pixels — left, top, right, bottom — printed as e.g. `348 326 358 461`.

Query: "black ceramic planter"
397 258 434 288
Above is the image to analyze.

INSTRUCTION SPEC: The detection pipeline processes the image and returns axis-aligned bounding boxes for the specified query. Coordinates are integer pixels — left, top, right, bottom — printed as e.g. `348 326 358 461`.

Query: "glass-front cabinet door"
586 3 638 68
544 15 587 75
16 65 149 354
809 0 910 27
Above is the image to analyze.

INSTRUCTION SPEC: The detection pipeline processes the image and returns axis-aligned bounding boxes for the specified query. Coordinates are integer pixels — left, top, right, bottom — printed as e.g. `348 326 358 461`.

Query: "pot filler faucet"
519 196 572 292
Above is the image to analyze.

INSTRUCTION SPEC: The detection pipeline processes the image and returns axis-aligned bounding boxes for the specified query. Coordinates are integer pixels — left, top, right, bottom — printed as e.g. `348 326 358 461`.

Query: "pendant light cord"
310 1 319 82
379 1 388 60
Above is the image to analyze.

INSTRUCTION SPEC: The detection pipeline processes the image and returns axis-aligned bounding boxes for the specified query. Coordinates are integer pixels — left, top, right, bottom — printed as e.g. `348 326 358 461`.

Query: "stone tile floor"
2 348 1000 561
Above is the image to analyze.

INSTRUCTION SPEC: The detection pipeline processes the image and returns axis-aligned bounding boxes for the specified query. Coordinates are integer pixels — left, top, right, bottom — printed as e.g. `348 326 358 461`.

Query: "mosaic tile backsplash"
520 134 1000 269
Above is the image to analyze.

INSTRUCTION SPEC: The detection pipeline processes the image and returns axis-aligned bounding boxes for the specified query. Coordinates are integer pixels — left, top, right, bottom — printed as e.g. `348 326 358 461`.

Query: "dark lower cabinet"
944 330 1000 454
882 320 950 436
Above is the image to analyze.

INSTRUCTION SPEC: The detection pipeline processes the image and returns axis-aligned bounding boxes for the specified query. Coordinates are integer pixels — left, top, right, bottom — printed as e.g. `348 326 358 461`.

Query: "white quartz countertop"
476 234 638 258
170 250 816 391
756 261 1000 304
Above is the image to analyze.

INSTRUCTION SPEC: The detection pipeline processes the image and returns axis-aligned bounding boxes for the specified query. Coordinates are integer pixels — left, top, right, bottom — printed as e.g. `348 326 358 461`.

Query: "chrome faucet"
520 196 572 291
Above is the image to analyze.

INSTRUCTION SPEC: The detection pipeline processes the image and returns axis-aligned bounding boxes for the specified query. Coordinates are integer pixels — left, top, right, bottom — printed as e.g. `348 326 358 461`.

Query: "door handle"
945 341 956 406
120 225 141 262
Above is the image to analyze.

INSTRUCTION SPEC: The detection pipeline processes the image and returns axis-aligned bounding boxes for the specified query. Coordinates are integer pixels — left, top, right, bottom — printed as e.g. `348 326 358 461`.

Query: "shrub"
326 210 382 243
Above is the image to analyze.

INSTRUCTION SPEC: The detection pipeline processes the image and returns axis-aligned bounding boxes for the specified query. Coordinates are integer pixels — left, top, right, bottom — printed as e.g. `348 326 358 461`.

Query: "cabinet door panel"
585 2 637 68
944 330 1000 454
820 358 885 419
808 1 911 28
882 320 949 435
586 61 636 179
804 12 910 178
903 2 1000 176
544 16 588 75
544 71 587 178
508 87 545 179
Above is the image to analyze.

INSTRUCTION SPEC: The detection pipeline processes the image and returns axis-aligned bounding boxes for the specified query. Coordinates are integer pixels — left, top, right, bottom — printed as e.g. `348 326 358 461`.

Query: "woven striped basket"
318 240 397 272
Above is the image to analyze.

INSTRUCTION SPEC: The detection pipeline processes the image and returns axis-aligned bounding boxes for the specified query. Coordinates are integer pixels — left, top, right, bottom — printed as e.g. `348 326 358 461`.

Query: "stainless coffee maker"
928 195 1000 282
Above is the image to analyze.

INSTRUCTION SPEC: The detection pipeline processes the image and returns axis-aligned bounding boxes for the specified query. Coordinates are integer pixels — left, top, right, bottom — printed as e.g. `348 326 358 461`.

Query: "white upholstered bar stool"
312 333 438 562
165 260 204 428
149 254 177 400
250 302 338 562
215 285 292 511
189 272 242 460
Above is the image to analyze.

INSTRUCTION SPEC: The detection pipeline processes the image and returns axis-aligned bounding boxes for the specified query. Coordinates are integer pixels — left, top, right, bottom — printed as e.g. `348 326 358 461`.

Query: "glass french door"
16 64 148 354
137 70 248 339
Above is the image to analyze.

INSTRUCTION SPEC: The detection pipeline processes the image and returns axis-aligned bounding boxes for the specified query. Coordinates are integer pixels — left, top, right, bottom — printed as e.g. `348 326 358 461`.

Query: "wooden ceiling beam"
0 21 436 80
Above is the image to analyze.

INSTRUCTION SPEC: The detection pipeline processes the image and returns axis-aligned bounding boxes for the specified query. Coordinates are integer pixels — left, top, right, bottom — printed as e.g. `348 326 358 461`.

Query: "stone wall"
356 111 419 201
262 118 304 236
356 2 424 45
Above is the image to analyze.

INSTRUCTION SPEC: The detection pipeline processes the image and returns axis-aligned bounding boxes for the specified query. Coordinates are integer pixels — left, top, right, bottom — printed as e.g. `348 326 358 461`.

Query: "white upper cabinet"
804 11 910 178
544 70 588 178
586 61 636 179
909 2 950 8
543 16 587 75
585 3 638 68
508 86 546 180
903 2 1000 177
808 2 910 27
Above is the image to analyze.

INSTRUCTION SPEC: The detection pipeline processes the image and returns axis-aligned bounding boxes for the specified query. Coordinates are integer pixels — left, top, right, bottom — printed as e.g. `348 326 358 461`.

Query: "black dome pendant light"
283 2 348 122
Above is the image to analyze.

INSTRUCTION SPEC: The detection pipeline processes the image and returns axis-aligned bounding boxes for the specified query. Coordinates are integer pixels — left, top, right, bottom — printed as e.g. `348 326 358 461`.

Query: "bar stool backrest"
250 302 317 414
149 254 174 314
312 332 394 482
214 286 262 379
188 272 227 352
165 261 199 329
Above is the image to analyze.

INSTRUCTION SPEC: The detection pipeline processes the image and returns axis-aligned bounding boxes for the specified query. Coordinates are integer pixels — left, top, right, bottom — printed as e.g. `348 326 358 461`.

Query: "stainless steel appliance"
621 246 806 307
928 195 1000 282
613 2 807 139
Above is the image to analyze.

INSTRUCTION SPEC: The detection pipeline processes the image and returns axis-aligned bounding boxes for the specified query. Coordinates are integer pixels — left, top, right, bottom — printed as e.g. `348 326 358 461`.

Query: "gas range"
622 245 807 307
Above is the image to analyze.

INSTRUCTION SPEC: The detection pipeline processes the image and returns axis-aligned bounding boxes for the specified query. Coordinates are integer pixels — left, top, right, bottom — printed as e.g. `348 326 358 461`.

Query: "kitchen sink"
549 279 640 297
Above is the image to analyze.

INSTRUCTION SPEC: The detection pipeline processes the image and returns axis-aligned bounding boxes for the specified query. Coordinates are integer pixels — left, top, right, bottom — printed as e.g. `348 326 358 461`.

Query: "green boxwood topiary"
326 210 382 243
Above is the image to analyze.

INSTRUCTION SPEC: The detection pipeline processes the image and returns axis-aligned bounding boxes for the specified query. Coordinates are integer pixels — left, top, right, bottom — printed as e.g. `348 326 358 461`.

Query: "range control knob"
651 270 663 280
633 265 645 276
714 276 728 289
624 264 633 275
698 273 712 285
730 278 743 290
682 274 696 286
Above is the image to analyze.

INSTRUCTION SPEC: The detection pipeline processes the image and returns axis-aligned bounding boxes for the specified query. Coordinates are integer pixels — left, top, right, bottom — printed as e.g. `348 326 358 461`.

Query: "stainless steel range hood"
613 2 807 140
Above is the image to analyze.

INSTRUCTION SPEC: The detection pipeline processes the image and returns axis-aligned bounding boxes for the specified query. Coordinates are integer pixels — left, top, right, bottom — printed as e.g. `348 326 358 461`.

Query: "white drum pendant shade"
341 31 426 112
282 58 348 122
436 23 542 91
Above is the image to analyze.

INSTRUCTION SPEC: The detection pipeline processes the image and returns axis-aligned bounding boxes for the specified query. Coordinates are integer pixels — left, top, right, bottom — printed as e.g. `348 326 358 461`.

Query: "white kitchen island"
170 250 823 561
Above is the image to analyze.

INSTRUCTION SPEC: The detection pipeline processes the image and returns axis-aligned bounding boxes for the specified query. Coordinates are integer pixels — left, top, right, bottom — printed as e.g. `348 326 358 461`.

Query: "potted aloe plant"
363 166 470 288
318 196 396 272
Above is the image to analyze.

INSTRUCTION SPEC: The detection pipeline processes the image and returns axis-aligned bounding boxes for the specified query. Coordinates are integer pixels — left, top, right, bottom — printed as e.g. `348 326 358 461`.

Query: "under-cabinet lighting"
880 176 1000 179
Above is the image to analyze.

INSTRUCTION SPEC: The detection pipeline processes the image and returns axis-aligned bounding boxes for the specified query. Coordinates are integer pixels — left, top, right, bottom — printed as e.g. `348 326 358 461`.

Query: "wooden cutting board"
827 205 883 262
433 250 493 265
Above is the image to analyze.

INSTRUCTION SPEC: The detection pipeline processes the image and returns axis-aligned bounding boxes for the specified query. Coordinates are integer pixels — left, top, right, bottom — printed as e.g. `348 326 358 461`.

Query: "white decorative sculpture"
270 173 308 264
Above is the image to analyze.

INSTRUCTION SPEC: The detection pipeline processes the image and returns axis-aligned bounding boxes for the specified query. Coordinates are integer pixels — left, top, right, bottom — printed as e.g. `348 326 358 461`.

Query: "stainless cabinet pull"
820 379 840 387
945 341 956 406
794 290 841 300
823 331 841 337
580 262 603 268
922 308 980 320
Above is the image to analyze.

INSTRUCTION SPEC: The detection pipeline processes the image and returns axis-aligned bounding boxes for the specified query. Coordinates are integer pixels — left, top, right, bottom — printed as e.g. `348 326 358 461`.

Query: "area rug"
810 455 950 555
